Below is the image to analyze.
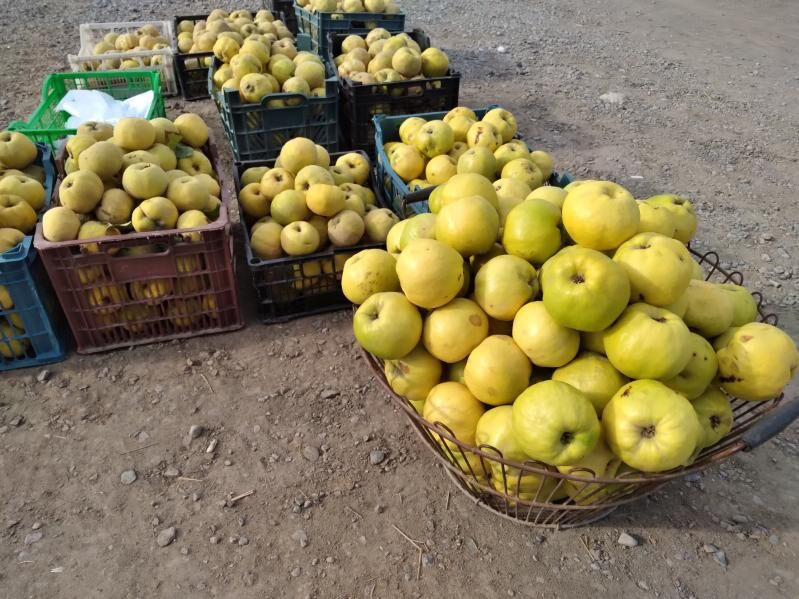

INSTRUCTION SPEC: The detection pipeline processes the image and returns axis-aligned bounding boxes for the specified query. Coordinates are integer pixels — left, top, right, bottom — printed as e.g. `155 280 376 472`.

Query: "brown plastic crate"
33 144 242 353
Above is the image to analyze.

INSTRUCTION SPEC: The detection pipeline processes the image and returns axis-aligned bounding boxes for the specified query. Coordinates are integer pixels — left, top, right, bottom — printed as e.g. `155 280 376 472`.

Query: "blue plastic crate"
209 47 339 162
373 106 573 216
1 144 68 370
294 2 405 56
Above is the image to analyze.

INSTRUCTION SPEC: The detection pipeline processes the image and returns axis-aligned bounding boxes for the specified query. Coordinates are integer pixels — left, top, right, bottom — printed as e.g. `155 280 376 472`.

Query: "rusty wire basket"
363 247 799 528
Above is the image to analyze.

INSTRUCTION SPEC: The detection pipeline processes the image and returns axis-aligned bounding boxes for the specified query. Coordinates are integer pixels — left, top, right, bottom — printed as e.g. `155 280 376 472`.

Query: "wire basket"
362 247 797 528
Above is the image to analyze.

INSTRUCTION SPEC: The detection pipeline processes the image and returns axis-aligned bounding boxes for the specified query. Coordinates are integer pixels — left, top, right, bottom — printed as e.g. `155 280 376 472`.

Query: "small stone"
164 467 180 478
637 581 650 591
210 536 220 544
189 425 204 439
497 45 507 53
684 473 701 482
292 530 309 548
713 550 728 567
120 470 137 485
224 459 232 466
731 514 748 524
769 534 779 545
206 439 218 453
10 415 23 427
702 543 718 554
320 389 339 399
617 532 639 547
136 431 150 443
291 567 302 577
238 537 249 546
37 369 51 382
599 91 626 105
156 527 176 547
302 446 320 462
24 531 43 545
180 547 189 555
31 522 42 531
151 517 160 526
325 556 334 563
369 450 385 465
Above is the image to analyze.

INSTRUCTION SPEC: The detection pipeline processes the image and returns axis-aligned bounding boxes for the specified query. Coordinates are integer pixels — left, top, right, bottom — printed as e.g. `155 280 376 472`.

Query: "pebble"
32 522 42 530
637 581 650 591
10 415 23 427
291 567 302 577
164 467 180 478
599 91 626 105
24 531 43 545
120 470 137 485
325 556 334 563
37 369 51 382
617 532 639 547
210 536 220 544
713 550 728 567
156 527 177 547
497 45 507 53
769 534 779 545
238 537 249 546
320 389 339 399
302 446 321 462
369 450 385 465
206 439 218 453
180 547 189 556
732 514 749 524
189 425 204 439
292 530 309 548
702 543 718 554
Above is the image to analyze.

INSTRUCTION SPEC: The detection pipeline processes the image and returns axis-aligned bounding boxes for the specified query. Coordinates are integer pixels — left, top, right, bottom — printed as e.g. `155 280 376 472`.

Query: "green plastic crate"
7 70 165 150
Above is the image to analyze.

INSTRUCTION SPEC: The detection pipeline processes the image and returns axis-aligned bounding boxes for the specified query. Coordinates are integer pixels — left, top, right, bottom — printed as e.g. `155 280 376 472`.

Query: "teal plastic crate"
7 70 165 151
1 145 68 370
295 2 404 56
209 48 338 162
373 106 573 216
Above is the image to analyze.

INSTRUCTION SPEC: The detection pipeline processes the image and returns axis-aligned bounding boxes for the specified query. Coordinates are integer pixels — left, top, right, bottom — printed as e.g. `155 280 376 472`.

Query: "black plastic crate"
267 0 298 33
295 2 405 56
173 9 286 101
327 29 460 156
233 151 387 323
210 55 339 161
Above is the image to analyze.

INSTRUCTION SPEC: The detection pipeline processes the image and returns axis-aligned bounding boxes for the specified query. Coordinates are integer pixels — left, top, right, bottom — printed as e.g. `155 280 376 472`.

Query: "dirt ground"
2 0 798 598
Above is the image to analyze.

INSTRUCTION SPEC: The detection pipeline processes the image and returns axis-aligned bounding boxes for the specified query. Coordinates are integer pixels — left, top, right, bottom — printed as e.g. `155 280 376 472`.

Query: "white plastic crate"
68 21 178 96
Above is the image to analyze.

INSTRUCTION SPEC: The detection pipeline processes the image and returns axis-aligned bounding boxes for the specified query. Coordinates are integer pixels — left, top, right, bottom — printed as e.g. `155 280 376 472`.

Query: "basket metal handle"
741 398 799 451
399 185 435 216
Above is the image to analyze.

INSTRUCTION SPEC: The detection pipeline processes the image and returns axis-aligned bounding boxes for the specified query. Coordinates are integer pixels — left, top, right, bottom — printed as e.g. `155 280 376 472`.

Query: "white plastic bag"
55 89 155 129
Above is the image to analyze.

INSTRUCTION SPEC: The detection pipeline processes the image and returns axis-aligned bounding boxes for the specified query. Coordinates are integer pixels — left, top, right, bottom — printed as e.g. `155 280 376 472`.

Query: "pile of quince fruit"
333 31 449 86
43 113 219 245
0 131 47 357
205 14 327 105
299 0 401 14
345 175 799 502
386 107 555 204
238 137 399 264
84 24 171 70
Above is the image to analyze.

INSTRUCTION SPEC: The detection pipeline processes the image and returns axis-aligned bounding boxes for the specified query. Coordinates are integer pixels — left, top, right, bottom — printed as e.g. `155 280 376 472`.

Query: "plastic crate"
267 0 299 33
209 55 338 162
172 9 289 101
1 145 68 371
233 150 386 323
373 106 573 216
32 143 243 354
327 29 460 155
68 21 178 96
295 2 405 56
7 71 165 151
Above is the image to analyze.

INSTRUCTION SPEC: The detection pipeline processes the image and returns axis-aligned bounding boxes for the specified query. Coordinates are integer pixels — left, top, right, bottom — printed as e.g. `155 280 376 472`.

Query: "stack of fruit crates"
0 144 68 371
7 71 165 151
373 107 573 216
233 151 386 323
67 21 179 96
209 55 339 162
327 29 460 156
295 2 405 56
33 142 243 354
